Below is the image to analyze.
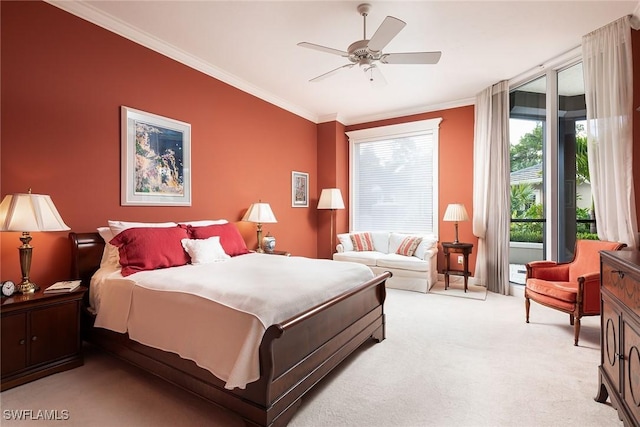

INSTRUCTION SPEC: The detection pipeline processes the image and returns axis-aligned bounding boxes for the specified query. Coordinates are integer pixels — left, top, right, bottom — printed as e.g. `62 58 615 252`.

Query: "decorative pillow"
350 232 375 251
187 223 249 256
108 220 177 238
337 233 354 251
396 236 423 257
97 227 119 268
109 226 190 276
178 219 228 227
181 236 230 264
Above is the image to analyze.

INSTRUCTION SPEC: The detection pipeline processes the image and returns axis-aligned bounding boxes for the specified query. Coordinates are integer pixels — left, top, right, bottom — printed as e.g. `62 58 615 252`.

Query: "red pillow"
187 223 249 256
110 226 190 276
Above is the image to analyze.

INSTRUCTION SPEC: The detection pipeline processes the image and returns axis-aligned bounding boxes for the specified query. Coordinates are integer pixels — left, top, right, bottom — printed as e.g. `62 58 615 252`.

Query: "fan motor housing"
348 39 381 63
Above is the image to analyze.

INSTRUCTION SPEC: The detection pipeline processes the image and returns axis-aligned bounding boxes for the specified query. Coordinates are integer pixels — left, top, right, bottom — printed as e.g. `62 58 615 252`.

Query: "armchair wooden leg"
525 297 530 323
569 314 574 325
574 317 581 346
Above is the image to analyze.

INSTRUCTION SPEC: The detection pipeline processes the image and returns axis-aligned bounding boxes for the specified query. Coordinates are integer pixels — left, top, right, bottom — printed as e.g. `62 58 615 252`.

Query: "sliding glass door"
557 62 591 261
509 76 546 282
508 61 594 282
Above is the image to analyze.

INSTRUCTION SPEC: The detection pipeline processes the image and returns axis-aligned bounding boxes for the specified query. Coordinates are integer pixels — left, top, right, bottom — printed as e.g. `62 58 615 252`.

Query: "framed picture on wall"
121 106 191 206
291 171 309 207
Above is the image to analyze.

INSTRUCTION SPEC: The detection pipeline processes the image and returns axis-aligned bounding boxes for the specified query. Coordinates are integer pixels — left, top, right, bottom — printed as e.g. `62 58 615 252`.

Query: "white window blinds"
347 118 441 234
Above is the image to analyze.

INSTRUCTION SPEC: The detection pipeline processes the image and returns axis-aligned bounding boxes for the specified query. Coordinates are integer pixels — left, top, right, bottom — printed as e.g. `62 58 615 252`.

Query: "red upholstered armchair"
525 239 626 346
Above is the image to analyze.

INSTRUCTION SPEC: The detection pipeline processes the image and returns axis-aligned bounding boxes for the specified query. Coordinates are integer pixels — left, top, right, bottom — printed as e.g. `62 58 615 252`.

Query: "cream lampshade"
0 191 70 293
242 202 277 253
443 203 469 244
317 188 345 254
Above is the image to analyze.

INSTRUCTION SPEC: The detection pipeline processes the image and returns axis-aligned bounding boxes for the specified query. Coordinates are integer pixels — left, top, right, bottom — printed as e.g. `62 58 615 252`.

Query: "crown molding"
45 1 318 123
341 97 475 126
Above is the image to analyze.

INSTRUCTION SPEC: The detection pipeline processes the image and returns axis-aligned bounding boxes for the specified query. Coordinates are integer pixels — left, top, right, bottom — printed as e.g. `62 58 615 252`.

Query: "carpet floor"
0 286 623 427
428 278 487 300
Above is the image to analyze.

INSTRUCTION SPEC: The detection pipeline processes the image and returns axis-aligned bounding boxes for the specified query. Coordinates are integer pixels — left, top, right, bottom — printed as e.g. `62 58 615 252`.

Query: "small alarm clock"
2 280 16 297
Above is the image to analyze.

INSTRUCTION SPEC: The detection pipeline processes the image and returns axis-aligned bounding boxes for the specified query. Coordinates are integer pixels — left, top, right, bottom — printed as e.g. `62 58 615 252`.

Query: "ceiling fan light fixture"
358 57 372 68
298 3 441 83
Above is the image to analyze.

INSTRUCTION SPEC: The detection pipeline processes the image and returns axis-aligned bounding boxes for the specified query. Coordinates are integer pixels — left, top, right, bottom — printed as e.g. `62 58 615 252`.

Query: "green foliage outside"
510 122 597 242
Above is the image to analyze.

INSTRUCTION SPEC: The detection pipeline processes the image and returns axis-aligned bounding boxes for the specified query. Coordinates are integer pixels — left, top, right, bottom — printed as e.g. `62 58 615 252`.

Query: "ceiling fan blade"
309 63 354 82
367 16 406 53
381 51 442 65
365 65 387 87
297 42 348 57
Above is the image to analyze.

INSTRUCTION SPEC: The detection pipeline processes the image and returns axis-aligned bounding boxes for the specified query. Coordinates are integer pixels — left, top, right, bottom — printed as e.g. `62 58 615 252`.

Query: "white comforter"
91 253 374 389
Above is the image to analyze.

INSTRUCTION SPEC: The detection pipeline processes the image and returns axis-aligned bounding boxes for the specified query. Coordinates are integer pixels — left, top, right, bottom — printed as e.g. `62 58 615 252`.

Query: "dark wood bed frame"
69 232 390 426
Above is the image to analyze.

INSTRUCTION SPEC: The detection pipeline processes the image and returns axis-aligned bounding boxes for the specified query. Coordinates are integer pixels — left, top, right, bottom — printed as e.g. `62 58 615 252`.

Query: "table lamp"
443 203 469 244
242 202 277 253
0 191 70 293
317 188 345 254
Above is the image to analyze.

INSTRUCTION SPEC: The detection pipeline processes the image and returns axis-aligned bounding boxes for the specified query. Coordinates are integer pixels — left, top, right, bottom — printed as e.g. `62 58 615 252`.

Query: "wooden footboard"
69 232 389 426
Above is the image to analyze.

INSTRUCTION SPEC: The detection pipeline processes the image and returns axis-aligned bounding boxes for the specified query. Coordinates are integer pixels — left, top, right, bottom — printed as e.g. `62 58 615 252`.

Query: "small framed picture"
291 171 309 207
121 106 191 206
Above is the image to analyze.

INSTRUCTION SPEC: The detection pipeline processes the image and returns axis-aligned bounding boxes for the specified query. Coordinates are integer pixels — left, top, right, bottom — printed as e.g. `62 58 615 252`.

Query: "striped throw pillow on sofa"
350 233 375 251
396 236 423 257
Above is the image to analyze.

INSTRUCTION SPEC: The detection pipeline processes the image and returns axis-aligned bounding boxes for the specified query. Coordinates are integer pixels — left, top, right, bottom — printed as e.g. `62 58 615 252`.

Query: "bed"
69 231 390 427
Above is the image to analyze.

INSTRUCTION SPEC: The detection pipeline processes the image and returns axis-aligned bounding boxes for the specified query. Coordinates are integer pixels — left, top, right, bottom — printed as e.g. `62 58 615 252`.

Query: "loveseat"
333 231 438 293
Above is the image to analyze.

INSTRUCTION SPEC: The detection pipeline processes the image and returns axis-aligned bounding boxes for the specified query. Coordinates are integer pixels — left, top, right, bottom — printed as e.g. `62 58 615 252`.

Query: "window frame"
346 118 442 235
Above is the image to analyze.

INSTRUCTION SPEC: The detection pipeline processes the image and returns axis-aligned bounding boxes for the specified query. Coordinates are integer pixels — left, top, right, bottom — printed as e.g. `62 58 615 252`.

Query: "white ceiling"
49 1 638 125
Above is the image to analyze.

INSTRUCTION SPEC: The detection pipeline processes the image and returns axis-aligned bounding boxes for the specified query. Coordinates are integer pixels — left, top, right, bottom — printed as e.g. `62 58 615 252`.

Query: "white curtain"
472 81 511 295
583 16 638 249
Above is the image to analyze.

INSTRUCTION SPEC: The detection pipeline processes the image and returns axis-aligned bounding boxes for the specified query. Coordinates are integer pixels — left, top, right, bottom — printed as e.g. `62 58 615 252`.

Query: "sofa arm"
419 248 438 261
336 243 345 253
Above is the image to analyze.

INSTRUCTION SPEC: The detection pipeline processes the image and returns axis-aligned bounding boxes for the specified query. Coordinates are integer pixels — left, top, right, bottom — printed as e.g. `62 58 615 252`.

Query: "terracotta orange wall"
345 106 477 275
316 121 349 259
0 1 318 286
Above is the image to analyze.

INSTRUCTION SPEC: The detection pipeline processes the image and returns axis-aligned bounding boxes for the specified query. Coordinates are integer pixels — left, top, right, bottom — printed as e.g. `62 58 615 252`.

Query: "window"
509 60 592 265
346 118 441 234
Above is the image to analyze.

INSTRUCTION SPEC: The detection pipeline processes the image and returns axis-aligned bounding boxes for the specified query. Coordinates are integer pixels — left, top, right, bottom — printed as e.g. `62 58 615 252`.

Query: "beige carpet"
429 277 487 300
0 287 621 427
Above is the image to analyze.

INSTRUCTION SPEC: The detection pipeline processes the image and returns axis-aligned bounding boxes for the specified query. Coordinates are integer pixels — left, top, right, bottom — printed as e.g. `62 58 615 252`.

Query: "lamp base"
17 280 39 294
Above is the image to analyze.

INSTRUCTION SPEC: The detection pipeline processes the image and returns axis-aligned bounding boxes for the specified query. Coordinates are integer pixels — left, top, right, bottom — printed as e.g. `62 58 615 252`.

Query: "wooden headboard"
69 232 104 287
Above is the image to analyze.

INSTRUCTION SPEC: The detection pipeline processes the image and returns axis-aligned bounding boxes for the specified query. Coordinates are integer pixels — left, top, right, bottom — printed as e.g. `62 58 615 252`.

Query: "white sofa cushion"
369 231 390 253
375 253 429 272
333 250 379 266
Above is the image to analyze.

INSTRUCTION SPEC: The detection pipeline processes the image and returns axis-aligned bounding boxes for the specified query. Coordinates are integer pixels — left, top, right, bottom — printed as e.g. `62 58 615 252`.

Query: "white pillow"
337 233 354 251
181 236 230 264
97 227 119 268
108 220 177 238
414 237 437 259
178 219 228 227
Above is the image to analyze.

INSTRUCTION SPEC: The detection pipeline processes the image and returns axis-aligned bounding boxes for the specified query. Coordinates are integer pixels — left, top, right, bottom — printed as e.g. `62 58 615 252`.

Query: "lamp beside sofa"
333 231 438 293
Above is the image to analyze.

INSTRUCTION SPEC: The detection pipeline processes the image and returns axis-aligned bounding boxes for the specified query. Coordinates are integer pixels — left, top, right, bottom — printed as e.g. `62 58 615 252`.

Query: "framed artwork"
291 171 309 207
121 106 191 206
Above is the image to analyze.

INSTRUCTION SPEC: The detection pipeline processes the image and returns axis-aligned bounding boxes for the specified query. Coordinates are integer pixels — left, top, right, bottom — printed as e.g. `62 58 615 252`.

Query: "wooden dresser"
596 250 640 426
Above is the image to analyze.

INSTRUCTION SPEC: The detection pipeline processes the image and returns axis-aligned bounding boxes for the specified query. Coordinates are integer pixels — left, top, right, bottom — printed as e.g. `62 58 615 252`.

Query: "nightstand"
1 287 86 391
442 242 473 292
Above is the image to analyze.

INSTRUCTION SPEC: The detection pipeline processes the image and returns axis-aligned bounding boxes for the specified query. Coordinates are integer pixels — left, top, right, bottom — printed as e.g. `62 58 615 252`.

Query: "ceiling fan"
298 3 442 85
